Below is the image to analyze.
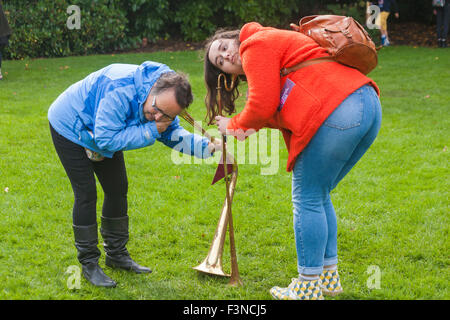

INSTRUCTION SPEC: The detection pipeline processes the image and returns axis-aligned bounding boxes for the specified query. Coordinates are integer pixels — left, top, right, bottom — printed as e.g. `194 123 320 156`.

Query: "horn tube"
180 108 242 286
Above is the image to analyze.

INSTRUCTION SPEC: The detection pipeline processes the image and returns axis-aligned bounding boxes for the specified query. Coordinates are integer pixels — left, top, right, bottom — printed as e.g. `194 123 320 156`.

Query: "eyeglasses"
151 96 175 121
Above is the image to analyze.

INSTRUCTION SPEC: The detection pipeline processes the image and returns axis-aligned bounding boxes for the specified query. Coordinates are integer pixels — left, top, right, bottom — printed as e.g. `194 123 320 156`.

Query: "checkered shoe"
320 269 343 296
270 278 324 300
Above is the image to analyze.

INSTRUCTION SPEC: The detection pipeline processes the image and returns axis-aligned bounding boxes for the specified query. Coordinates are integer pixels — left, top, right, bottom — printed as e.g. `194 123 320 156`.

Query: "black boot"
73 224 117 287
101 216 152 274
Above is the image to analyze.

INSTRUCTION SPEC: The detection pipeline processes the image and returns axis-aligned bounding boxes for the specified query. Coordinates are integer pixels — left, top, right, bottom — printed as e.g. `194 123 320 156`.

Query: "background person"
369 0 399 46
433 0 450 47
204 23 382 300
48 61 220 288
0 0 12 80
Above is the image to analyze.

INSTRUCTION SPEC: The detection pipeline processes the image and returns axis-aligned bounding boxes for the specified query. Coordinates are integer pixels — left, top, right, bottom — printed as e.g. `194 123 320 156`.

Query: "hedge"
2 0 437 59
3 0 130 59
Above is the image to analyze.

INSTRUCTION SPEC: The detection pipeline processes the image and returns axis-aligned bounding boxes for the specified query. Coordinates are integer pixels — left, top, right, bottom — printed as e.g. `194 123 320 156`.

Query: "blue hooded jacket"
48 61 211 159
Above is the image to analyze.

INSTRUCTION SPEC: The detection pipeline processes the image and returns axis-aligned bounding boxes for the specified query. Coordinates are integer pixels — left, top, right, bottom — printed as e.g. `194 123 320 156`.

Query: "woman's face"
208 38 244 75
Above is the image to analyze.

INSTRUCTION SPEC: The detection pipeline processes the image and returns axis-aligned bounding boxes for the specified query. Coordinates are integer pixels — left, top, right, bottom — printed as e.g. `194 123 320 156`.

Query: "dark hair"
151 72 193 109
203 28 246 125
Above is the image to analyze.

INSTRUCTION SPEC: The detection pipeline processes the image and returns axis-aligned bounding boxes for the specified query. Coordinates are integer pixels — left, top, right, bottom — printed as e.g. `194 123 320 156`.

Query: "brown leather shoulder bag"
281 15 378 76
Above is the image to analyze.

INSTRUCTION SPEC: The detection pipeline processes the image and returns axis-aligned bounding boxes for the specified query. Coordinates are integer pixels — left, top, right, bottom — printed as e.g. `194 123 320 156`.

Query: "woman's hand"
215 116 231 135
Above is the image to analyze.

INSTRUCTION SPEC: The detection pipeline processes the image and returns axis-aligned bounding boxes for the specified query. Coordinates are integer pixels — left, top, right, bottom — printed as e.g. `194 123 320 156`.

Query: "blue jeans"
292 84 382 275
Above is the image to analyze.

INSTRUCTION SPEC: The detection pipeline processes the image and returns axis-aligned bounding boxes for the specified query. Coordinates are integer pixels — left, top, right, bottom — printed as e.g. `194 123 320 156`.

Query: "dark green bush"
174 0 300 42
174 0 219 42
3 0 130 59
223 0 298 28
117 0 171 41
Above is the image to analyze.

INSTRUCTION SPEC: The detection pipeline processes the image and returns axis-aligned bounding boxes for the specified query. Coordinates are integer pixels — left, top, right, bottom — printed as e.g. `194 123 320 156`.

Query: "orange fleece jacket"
227 22 380 172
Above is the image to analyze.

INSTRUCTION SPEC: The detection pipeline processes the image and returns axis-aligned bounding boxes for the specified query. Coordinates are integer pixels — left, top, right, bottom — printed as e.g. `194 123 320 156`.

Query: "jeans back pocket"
324 88 363 130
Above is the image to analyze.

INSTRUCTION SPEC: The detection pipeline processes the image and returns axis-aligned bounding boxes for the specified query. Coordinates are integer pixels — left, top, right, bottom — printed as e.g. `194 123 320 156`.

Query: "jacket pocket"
324 88 363 130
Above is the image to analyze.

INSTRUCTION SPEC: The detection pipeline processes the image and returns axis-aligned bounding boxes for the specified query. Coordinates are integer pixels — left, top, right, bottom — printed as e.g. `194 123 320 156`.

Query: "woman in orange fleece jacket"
204 22 382 300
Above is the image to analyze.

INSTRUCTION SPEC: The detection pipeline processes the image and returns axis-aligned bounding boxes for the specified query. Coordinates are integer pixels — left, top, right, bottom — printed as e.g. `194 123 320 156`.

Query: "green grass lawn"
0 46 448 300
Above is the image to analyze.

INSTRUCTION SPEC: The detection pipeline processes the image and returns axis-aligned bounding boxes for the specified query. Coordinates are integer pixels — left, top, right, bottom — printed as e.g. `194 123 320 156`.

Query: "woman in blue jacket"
48 61 219 287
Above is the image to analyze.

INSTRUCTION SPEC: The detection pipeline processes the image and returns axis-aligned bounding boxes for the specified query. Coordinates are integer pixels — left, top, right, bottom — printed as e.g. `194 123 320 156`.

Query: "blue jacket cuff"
146 121 161 141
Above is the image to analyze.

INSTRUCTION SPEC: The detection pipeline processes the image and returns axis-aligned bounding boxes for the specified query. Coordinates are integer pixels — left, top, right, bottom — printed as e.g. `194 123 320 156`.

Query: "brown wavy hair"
203 28 246 125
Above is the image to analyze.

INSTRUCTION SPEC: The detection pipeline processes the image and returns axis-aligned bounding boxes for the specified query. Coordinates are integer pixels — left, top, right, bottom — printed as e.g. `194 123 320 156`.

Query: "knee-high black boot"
73 224 117 287
100 216 151 274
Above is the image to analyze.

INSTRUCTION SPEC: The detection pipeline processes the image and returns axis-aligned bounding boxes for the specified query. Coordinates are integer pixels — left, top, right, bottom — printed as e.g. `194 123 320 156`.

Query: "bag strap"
280 56 335 77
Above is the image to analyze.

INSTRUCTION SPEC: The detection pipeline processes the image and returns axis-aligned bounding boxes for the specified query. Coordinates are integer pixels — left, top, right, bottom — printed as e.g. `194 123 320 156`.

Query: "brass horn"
192 154 238 279
179 73 242 286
